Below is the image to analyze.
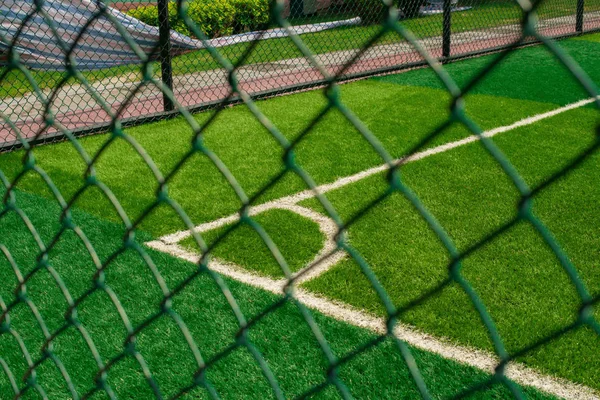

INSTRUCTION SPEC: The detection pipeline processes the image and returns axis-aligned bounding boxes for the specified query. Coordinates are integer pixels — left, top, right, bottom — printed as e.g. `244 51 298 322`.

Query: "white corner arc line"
147 96 600 399
153 202 346 284
145 240 600 400
273 204 346 283
160 96 598 245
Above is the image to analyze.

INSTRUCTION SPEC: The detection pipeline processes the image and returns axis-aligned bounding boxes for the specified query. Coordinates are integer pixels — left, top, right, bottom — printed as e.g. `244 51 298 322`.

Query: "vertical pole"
157 0 174 112
442 0 452 60
576 0 585 34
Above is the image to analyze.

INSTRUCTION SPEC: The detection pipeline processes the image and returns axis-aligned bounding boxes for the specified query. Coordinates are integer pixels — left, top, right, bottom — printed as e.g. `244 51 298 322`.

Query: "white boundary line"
145 239 600 400
160 96 598 245
146 96 600 399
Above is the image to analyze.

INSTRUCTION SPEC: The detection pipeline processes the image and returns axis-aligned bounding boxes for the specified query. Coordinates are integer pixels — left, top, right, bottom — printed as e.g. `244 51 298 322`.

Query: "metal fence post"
442 0 452 60
157 0 175 112
576 0 585 33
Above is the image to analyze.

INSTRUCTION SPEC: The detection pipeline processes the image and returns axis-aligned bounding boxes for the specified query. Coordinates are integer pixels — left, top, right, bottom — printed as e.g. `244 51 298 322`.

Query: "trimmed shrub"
127 3 191 35
126 4 160 27
230 0 270 33
355 0 388 24
401 0 425 18
355 0 425 24
187 0 236 38
126 0 269 39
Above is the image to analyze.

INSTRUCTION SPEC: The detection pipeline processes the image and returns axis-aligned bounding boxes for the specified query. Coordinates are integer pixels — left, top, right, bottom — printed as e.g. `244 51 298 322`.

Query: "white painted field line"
161 95 598 245
147 96 600 399
299 292 600 400
145 240 600 400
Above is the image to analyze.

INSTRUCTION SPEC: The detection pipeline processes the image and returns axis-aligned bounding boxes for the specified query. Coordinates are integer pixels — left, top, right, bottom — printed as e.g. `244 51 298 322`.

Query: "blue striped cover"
0 0 199 70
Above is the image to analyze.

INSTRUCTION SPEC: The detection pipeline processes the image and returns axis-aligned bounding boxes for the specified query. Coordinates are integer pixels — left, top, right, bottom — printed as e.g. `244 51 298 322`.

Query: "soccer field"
1 31 600 399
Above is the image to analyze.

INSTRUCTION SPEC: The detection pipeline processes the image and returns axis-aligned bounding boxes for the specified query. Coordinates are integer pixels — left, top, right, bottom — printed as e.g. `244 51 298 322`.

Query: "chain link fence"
1 0 600 398
1 0 600 150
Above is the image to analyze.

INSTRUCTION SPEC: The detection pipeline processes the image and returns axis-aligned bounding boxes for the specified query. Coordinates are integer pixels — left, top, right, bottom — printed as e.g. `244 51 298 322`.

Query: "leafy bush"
355 0 425 24
231 0 270 33
126 0 269 39
355 0 388 24
401 0 425 19
127 2 191 35
187 0 236 37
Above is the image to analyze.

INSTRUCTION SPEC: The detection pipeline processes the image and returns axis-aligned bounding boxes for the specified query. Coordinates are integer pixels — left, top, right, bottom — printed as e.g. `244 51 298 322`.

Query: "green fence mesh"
0 0 599 398
2 0 600 150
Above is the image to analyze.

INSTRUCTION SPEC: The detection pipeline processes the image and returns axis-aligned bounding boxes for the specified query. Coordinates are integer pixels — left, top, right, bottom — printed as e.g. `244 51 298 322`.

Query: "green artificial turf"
0 188 556 399
1 34 599 398
300 105 600 388
180 209 325 278
375 39 600 105
0 82 559 238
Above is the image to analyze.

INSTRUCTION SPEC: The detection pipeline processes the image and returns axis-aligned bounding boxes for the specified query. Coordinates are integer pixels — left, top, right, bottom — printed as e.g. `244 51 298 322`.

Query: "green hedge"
355 0 388 24
230 0 270 33
355 0 426 24
127 0 269 39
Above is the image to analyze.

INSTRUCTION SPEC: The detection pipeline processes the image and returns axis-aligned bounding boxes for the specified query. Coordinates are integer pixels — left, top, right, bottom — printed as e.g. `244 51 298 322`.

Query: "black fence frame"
1 0 599 152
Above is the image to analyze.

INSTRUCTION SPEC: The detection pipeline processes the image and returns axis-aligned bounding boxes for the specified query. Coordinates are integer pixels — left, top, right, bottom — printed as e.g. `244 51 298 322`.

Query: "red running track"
1 15 598 149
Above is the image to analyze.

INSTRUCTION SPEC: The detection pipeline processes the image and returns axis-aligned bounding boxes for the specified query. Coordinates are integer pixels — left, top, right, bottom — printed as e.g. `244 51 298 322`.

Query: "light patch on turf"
161 95 598 246
572 32 600 43
147 96 600 399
